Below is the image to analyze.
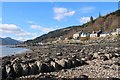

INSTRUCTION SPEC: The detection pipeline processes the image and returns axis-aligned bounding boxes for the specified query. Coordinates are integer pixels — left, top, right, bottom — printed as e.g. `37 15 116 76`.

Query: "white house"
100 33 110 37
90 30 102 37
73 31 82 39
111 28 120 36
116 28 120 34
111 32 117 36
38 42 43 45
90 33 98 37
81 32 90 37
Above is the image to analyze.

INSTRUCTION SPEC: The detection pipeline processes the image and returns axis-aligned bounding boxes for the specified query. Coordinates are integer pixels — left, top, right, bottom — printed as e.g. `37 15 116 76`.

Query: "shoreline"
1 37 120 79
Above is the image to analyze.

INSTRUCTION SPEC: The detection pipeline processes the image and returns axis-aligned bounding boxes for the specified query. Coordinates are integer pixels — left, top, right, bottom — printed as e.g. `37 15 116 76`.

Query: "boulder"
40 63 54 73
22 63 31 76
76 59 86 66
76 49 81 52
73 59 80 67
93 53 99 59
50 61 62 71
6 64 16 78
11 57 22 64
105 53 113 59
35 60 42 72
70 58 83 67
99 55 108 61
13 63 23 77
44 58 52 63
80 48 85 53
75 59 85 66
56 52 62 56
79 75 88 78
71 55 76 59
55 59 67 69
114 53 120 58
64 58 73 68
30 63 39 75
2 66 7 79
81 58 86 61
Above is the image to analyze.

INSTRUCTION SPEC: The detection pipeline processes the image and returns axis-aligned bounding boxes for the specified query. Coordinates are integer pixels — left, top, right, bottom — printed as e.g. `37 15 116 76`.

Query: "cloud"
27 20 36 24
16 37 31 41
31 25 39 29
80 17 90 24
53 7 75 21
30 25 55 33
80 6 95 13
80 16 96 24
0 24 32 36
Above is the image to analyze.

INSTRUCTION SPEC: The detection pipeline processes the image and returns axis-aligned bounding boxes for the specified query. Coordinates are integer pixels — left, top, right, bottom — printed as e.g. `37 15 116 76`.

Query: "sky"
2 0 120 2
0 2 119 41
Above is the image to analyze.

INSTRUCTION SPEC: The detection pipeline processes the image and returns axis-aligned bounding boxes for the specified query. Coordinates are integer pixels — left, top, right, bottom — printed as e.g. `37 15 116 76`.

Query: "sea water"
0 45 29 57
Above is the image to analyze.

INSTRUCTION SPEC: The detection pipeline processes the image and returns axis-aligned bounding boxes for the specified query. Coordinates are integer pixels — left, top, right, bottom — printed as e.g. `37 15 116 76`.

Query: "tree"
90 16 94 23
99 12 101 18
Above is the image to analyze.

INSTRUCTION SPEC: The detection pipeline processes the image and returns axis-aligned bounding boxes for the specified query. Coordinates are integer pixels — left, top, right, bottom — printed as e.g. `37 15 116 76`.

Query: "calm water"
0 45 29 57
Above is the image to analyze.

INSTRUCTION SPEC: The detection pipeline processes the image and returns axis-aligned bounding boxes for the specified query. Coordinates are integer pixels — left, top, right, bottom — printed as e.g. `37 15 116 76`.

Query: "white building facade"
81 32 90 37
73 32 81 39
90 33 98 37
116 28 120 34
100 33 110 37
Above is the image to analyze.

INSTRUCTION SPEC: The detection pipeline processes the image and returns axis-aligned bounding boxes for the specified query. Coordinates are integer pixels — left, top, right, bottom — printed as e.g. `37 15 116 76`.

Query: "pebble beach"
1 37 120 80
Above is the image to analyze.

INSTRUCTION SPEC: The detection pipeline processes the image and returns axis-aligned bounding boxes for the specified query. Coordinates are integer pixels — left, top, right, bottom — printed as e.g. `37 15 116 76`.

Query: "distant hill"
24 9 120 44
0 37 22 45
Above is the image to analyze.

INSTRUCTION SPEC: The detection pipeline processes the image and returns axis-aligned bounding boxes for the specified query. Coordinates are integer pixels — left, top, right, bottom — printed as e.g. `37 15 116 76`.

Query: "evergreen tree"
99 12 101 18
90 16 94 23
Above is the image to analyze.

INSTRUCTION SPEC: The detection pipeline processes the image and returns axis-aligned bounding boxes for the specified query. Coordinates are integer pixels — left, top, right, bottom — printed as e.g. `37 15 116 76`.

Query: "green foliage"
115 9 120 16
90 16 94 23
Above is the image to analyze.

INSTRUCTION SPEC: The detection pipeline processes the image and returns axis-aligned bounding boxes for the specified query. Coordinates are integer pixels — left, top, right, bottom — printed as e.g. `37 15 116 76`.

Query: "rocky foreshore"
1 37 120 80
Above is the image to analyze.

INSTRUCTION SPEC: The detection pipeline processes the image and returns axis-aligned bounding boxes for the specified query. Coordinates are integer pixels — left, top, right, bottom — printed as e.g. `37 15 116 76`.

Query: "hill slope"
25 9 120 44
0 37 22 45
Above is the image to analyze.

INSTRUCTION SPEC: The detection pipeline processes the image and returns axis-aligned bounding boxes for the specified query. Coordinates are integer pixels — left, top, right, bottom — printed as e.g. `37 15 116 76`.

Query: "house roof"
74 31 82 34
81 32 90 35
97 30 102 34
